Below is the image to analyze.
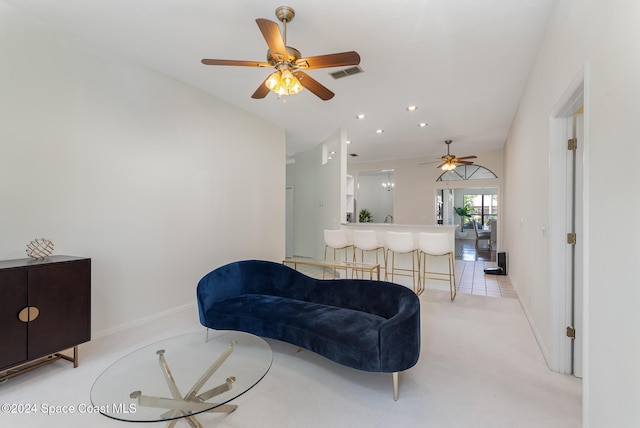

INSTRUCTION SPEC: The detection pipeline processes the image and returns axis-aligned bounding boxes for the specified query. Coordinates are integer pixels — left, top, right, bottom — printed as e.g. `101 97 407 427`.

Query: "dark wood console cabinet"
0 256 90 380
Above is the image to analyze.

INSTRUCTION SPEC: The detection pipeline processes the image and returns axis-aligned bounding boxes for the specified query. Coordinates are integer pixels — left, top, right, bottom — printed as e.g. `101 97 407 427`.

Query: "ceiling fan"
201 6 361 100
421 140 477 171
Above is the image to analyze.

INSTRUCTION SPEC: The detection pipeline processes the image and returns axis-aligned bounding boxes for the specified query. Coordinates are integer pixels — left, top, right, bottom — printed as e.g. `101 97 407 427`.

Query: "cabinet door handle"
18 306 40 322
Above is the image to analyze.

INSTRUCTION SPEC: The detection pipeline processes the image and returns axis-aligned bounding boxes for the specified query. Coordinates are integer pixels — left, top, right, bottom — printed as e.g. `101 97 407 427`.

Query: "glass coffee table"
91 330 272 427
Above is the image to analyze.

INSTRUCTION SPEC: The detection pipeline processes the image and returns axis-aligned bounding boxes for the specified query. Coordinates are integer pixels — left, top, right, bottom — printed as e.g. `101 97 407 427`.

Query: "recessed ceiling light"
330 151 336 155
406 105 418 112
418 122 428 127
356 114 366 119
346 140 352 144
376 129 384 134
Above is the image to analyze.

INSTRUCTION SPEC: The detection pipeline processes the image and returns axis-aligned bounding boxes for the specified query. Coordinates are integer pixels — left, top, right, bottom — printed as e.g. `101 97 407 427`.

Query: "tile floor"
454 259 516 298
455 237 496 262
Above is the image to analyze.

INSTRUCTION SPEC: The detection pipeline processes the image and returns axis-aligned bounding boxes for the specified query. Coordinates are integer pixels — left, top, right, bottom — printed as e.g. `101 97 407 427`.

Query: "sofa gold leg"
393 372 399 401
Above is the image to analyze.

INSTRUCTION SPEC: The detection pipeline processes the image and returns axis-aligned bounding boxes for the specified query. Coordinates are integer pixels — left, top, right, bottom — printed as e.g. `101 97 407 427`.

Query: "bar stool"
323 229 354 279
385 231 419 293
352 230 386 279
418 232 456 300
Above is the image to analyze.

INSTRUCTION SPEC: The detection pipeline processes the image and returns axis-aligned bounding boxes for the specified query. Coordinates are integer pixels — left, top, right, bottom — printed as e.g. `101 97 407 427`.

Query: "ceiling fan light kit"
265 67 303 95
201 6 360 100
441 161 457 171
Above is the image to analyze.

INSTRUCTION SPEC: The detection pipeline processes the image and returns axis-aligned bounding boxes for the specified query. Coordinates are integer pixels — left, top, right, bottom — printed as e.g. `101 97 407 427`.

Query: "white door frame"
548 66 589 376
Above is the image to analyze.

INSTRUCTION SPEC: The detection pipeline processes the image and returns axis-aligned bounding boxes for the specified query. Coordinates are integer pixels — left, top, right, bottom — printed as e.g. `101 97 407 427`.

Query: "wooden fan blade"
455 160 475 165
256 18 286 58
418 159 442 165
436 162 446 169
201 59 270 67
455 155 478 160
296 51 361 69
294 71 334 100
251 77 271 99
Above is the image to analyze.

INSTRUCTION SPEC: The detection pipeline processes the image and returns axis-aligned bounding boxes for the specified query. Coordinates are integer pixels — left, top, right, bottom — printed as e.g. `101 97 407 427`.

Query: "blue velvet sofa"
197 259 421 400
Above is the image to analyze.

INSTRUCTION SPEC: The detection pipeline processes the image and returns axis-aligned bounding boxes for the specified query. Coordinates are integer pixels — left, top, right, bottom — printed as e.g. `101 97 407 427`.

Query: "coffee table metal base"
129 340 239 427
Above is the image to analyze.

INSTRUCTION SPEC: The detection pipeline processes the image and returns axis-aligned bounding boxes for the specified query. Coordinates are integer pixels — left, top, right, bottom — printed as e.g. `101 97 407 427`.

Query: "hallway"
454 238 515 298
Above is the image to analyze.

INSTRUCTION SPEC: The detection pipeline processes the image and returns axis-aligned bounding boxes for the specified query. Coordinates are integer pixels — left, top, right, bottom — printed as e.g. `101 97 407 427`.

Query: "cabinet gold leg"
0 346 80 382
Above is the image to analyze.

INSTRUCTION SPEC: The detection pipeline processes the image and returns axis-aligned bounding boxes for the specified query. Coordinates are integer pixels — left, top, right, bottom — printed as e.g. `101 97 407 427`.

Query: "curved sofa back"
197 260 417 320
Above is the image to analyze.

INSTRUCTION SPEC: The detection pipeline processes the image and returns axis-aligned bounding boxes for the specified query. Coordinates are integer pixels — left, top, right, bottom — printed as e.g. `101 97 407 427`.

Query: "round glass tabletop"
90 330 272 423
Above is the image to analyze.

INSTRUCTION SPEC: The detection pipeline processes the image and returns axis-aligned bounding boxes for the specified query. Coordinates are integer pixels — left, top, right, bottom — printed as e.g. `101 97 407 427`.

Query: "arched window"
436 165 497 181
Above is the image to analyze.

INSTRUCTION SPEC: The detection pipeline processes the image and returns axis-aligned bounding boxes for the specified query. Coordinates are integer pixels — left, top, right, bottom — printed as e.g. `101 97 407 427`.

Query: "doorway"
436 186 498 261
549 71 585 378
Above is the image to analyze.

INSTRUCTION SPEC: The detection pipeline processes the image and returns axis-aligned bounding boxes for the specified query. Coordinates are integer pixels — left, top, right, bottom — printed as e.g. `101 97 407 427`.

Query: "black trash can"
484 252 507 275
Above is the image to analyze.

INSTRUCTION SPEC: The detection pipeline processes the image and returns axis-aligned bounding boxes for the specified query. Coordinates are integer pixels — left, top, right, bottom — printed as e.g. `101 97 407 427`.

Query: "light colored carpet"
0 289 581 427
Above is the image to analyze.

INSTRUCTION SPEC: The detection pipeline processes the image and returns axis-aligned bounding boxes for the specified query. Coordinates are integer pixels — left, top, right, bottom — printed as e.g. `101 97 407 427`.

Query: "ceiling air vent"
330 66 364 79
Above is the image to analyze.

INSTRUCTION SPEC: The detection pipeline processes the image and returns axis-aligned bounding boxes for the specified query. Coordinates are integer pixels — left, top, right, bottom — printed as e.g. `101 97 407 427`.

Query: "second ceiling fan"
421 140 478 171
201 6 361 100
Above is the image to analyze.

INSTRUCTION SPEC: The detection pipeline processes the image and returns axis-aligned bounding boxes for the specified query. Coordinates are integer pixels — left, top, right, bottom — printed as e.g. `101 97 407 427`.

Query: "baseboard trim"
512 280 552 368
91 302 197 339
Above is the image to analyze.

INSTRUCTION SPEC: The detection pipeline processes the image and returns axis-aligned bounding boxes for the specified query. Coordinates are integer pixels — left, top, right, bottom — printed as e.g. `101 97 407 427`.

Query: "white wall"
286 130 344 259
0 3 285 336
349 149 503 225
503 0 640 425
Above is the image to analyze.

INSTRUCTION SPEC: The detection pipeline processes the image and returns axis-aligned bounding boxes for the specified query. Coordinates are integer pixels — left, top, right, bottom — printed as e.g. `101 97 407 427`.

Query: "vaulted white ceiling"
4 0 556 163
